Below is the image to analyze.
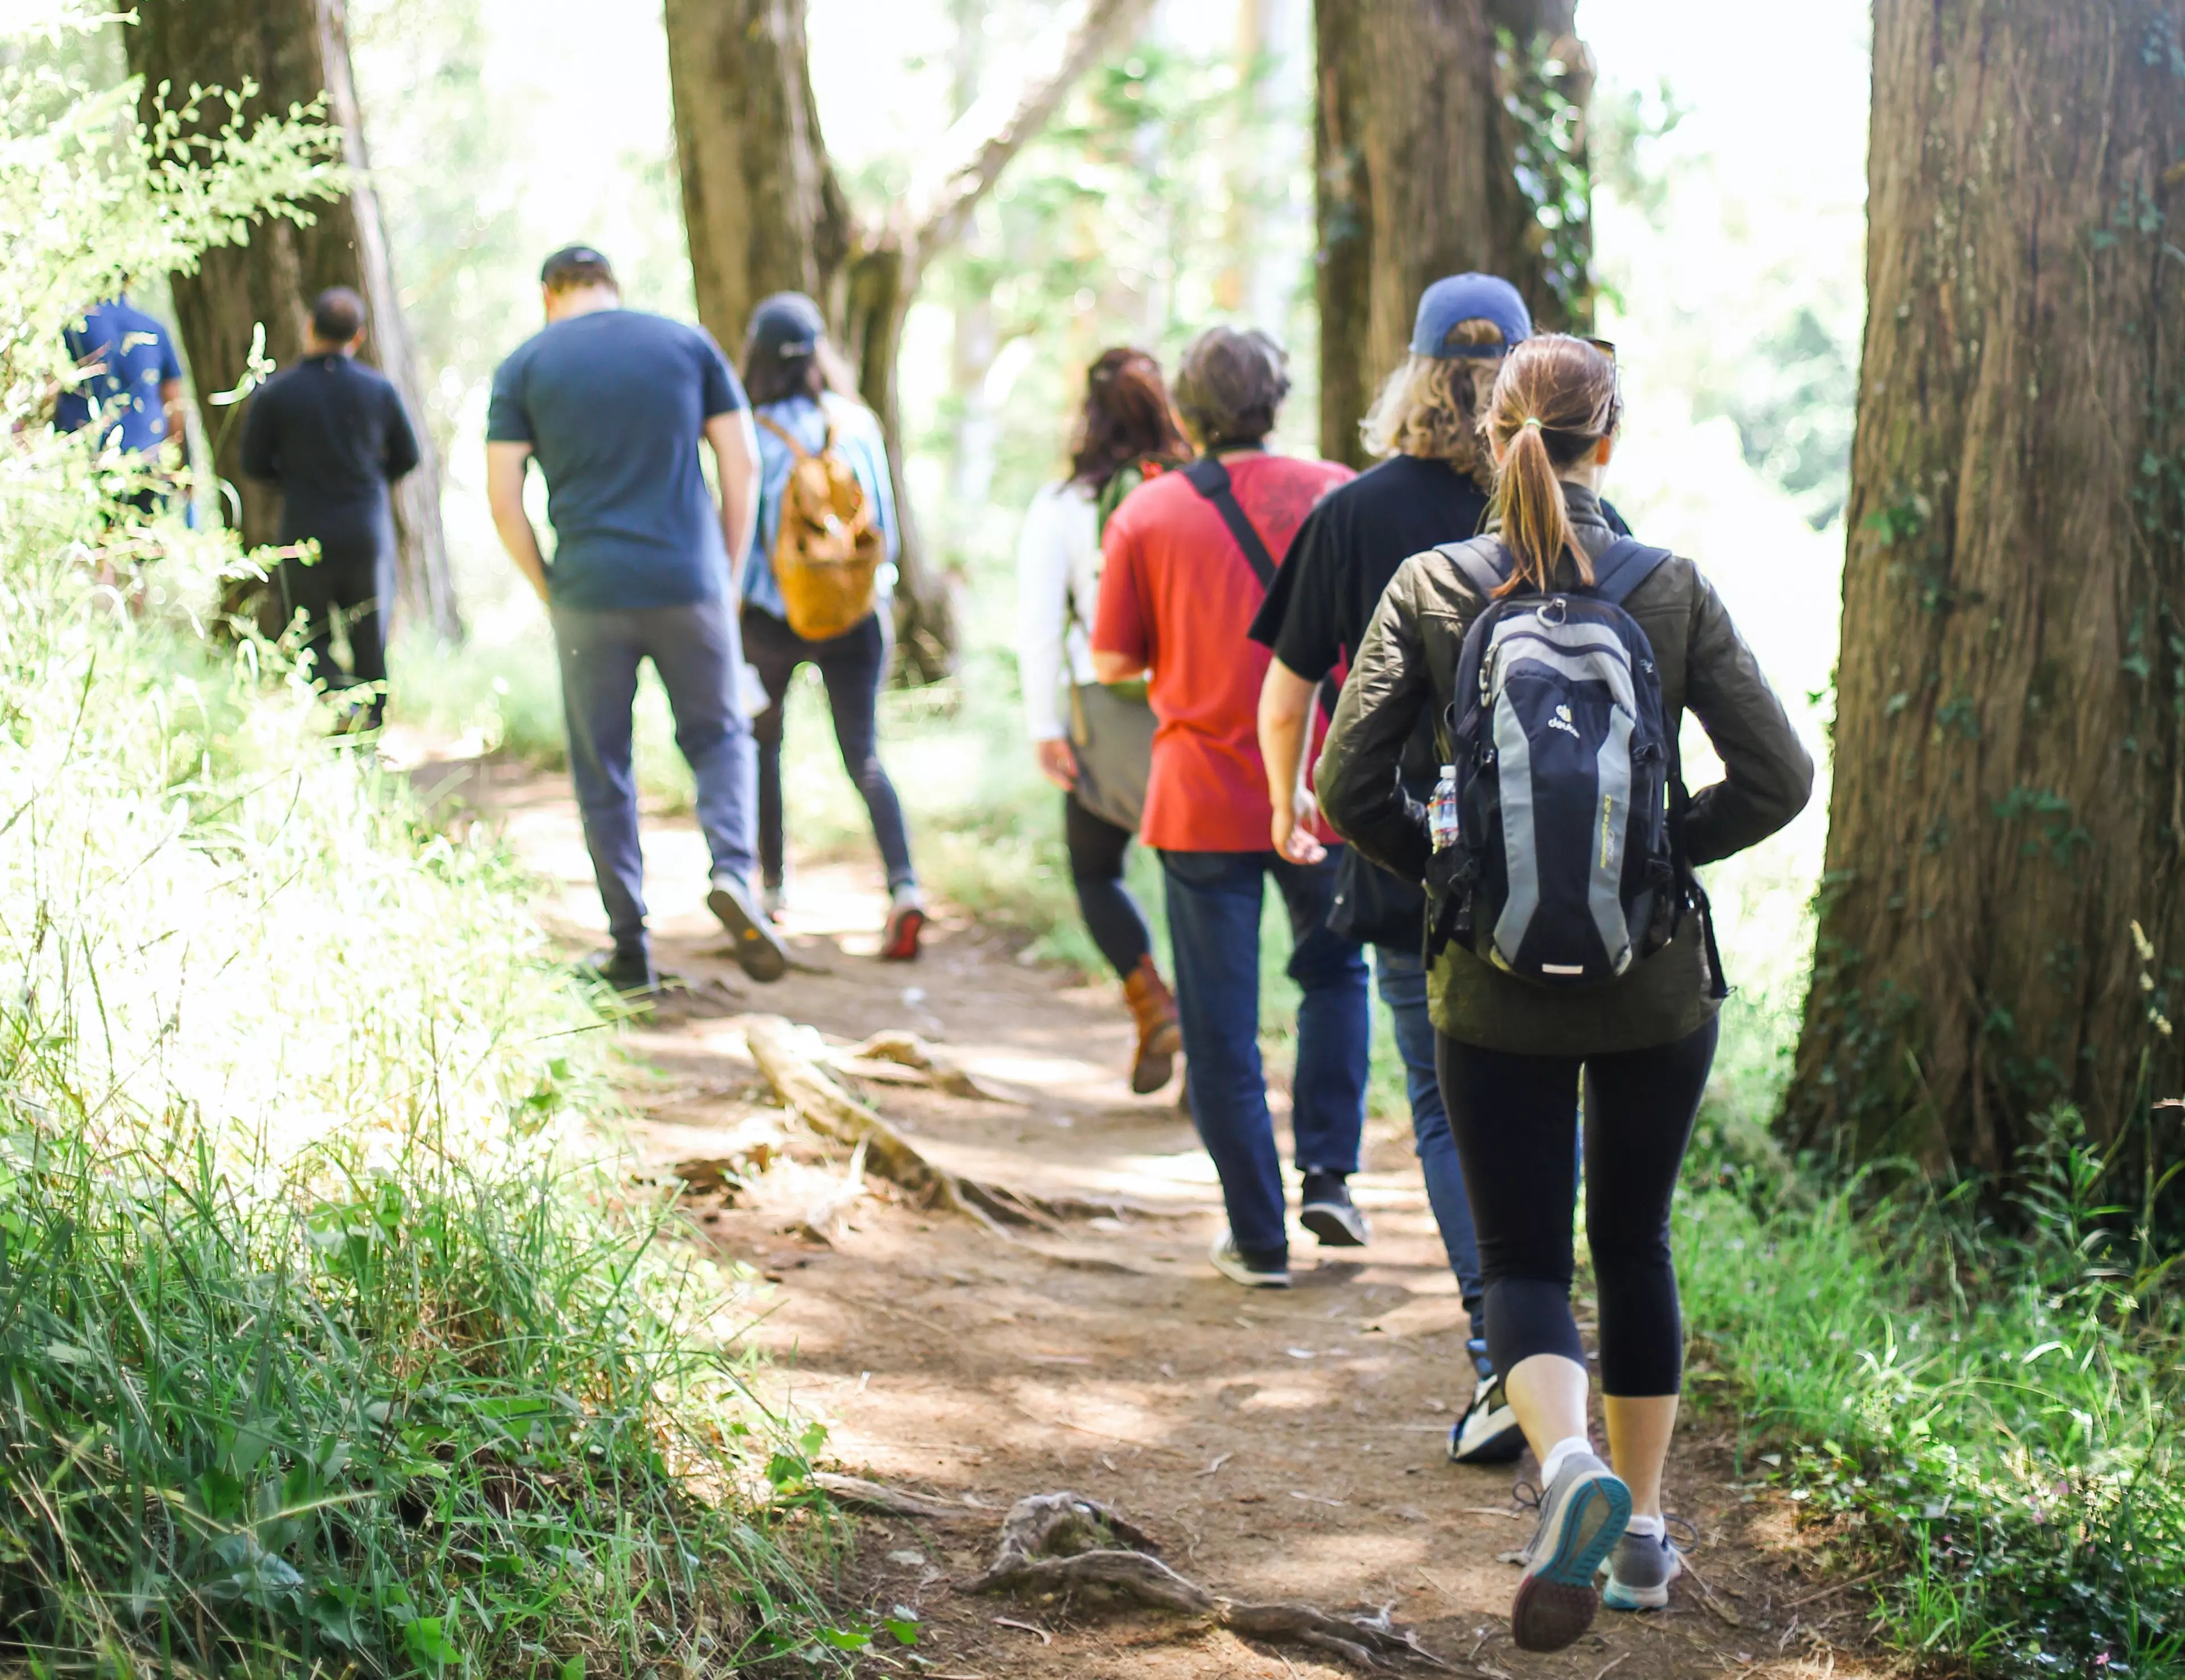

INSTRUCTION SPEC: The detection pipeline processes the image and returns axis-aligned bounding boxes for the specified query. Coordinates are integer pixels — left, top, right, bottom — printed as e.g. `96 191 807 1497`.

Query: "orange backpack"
756 411 887 641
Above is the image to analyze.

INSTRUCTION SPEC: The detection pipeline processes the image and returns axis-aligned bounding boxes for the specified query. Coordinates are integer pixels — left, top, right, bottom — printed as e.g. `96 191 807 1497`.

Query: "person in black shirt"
1251 273 1629 1464
242 287 422 729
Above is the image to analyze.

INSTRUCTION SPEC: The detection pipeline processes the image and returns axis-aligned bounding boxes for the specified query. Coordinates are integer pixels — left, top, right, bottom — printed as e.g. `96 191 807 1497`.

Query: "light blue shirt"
743 394 900 621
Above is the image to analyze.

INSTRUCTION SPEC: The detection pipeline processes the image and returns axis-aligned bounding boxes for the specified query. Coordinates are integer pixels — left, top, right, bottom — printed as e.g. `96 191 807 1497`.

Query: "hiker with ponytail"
1318 334 1815 1652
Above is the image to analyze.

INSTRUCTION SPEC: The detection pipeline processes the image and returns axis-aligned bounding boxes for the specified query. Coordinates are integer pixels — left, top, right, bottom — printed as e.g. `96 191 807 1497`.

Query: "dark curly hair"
1069 348 1189 490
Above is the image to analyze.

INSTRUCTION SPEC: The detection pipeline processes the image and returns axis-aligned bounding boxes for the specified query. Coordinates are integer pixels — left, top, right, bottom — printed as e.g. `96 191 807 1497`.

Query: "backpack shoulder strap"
755 412 811 461
1435 538 1509 604
1182 456 1277 590
1583 537 1675 607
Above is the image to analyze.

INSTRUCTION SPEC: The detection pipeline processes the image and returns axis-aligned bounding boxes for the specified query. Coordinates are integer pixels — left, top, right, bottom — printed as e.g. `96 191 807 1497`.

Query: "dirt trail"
405 743 1882 1680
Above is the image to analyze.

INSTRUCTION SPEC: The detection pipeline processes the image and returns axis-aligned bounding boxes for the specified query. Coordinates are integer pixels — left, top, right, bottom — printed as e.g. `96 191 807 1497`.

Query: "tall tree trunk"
125 0 459 641
1314 0 1593 469
666 0 1153 683
1784 1 2185 1176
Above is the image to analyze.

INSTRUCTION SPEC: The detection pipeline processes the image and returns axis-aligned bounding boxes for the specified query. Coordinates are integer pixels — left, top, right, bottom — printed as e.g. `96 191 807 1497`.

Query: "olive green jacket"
1317 485 1815 1055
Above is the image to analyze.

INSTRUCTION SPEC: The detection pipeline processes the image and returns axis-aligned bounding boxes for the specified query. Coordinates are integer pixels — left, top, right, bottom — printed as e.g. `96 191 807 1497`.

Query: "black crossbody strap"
1183 456 1278 590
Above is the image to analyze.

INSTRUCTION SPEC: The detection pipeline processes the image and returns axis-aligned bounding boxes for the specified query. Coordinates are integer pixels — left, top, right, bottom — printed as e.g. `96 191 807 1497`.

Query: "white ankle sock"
1539 1435 1592 1485
1626 1512 1665 1539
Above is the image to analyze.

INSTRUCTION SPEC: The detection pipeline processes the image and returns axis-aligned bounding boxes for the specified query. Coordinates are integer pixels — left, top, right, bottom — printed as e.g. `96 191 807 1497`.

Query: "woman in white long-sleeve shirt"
1015 349 1188 1093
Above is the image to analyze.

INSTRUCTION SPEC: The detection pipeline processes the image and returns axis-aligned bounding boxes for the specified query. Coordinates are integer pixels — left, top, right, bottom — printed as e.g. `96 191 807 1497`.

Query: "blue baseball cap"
1409 273 1532 360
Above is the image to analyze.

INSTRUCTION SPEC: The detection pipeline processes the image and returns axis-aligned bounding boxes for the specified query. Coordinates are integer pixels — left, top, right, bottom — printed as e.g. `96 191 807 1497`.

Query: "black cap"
748 291 827 360
540 245 616 288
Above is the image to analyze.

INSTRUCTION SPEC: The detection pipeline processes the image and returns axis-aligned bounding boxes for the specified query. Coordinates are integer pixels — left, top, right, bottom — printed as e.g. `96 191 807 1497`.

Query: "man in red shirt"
1092 327 1367 1290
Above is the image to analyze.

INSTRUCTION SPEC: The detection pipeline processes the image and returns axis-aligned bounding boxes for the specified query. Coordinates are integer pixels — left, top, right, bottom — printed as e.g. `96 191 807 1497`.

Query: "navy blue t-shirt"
486 309 748 610
57 299 183 453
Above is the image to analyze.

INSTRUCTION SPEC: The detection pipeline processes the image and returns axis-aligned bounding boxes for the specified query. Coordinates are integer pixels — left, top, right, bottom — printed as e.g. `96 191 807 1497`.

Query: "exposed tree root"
810 1472 981 1521
842 1029 1016 1101
964 1492 1453 1670
742 1015 1092 1240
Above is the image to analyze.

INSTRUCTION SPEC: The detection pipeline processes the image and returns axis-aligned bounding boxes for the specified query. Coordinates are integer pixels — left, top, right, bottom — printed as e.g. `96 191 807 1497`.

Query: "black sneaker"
1450 1338 1526 1465
579 946 657 996
707 870 790 983
1298 1173 1369 1247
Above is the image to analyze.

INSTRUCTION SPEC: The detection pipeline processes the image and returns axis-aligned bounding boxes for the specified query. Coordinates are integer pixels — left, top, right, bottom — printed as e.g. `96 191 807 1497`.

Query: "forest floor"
399 740 1890 1680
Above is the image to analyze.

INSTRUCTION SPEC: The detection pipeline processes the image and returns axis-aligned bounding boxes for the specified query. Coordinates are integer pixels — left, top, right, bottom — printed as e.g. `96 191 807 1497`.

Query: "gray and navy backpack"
1428 536 1683 988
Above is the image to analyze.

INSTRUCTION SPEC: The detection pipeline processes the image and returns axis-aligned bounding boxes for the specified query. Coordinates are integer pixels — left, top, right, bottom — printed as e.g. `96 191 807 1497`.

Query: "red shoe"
880 890 925 961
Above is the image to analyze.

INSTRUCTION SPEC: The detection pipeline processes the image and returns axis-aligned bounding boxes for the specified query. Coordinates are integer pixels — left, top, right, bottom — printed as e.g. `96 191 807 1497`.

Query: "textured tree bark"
666 0 1152 680
1784 1 2185 1174
125 0 459 640
1314 0 1592 469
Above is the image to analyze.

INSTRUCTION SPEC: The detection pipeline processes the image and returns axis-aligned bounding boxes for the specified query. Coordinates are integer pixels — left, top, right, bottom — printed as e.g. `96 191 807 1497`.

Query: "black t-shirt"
1248 454 1491 683
1248 452 1633 678
241 354 421 552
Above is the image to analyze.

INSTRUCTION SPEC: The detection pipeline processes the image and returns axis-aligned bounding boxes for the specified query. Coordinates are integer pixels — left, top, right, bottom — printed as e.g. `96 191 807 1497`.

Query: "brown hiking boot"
1123 955 1181 1094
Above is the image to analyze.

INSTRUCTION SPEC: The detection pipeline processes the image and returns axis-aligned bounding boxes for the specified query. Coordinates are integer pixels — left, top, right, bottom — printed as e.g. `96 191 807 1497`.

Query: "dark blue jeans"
1375 943 1485 1325
551 596 757 956
1160 849 1371 1262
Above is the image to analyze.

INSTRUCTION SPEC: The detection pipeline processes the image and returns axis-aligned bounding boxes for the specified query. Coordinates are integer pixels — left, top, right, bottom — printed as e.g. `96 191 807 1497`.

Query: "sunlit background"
44 0 1872 1105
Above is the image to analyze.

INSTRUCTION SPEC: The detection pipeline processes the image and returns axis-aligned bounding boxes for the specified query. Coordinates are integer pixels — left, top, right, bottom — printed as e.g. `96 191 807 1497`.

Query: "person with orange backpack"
739 292 923 960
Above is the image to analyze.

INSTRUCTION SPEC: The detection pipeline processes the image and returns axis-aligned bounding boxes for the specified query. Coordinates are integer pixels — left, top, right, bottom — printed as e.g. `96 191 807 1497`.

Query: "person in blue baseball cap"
1250 270 1630 1466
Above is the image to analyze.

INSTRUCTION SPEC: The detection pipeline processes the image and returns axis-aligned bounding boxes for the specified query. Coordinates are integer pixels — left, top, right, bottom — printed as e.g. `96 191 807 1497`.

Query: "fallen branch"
966 1493 1451 1670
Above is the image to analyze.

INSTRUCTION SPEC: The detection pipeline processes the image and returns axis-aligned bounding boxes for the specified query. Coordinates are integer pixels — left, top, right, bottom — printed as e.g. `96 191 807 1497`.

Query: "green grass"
1680 1061 2185 1676
0 454 852 1673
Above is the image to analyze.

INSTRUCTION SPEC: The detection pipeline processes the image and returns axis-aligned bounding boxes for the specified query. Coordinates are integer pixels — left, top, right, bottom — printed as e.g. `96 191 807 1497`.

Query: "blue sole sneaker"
1509 1450 1632 1652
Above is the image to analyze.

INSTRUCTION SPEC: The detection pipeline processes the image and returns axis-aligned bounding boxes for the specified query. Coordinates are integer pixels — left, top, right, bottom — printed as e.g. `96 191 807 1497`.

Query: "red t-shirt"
1092 453 1355 852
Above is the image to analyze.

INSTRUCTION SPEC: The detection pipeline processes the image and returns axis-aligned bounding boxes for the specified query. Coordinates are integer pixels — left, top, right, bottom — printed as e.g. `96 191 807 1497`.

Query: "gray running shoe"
1508 1450 1631 1652
1602 1523 1684 1611
708 870 790 983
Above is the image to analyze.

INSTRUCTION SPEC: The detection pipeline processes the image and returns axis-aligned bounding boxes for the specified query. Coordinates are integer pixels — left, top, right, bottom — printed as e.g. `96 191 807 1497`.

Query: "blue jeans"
552 597 757 955
1160 849 1371 1262
1375 944 1484 1324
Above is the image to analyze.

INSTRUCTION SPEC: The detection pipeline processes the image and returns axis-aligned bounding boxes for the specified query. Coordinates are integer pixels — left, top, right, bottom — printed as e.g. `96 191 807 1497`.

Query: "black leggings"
1436 1018 1717 1396
1065 792 1152 980
743 606 916 891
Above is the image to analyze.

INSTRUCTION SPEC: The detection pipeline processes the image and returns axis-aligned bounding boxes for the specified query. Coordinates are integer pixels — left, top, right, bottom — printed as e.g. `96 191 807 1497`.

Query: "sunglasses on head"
1583 336 1617 365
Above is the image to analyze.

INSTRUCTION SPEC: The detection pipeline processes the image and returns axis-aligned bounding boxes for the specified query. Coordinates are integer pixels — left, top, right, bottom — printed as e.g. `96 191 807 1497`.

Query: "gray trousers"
552 596 757 953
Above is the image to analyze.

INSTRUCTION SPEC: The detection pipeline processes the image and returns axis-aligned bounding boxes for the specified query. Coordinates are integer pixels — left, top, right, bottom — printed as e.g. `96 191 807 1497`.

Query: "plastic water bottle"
1430 763 1460 851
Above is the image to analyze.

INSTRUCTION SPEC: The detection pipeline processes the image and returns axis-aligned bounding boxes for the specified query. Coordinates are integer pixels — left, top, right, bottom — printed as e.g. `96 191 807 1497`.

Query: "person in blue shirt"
57 295 184 459
739 292 925 961
486 245 791 994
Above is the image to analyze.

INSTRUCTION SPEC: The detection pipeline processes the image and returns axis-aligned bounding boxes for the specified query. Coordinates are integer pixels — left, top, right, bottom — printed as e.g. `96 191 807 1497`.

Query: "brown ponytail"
1480 335 1621 596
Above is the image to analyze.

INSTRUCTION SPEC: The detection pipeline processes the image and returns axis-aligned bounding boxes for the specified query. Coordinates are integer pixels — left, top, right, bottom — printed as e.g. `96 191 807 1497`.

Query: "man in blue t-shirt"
486 245 789 993
58 296 184 456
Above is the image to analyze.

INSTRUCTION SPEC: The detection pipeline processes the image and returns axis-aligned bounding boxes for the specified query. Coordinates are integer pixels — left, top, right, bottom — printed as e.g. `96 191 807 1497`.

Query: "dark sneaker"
1509 1450 1631 1652
1298 1175 1369 1247
1209 1232 1290 1289
1450 1367 1526 1466
707 870 790 983
579 947 657 996
1602 1522 1685 1611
